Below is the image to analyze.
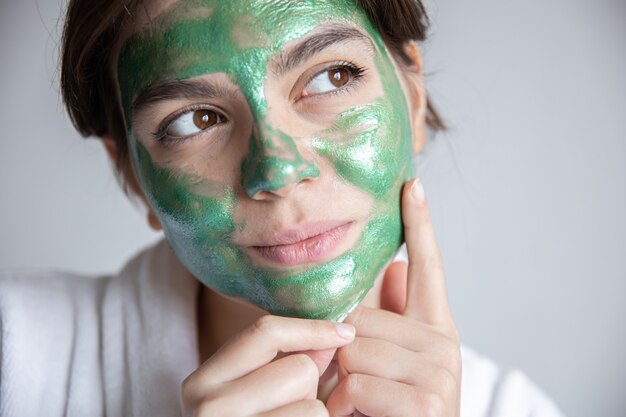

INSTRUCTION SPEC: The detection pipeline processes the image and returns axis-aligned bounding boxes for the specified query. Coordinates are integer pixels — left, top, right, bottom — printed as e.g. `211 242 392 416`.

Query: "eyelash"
298 61 367 101
151 103 226 144
151 61 367 145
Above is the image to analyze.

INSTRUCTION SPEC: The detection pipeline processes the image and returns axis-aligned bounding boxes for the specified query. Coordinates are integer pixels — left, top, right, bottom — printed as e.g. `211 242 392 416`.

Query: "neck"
198 278 382 360
196 276 383 398
197 286 267 361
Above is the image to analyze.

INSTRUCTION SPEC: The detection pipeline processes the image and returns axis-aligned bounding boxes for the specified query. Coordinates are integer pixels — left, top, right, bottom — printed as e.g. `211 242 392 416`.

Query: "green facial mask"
119 0 415 321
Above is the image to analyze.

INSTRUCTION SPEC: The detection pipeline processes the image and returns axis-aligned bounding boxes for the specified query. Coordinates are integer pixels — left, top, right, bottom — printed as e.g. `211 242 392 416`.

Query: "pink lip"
251 221 354 266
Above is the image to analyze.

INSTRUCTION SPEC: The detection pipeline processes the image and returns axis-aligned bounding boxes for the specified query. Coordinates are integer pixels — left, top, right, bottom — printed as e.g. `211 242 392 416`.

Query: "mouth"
250 220 355 267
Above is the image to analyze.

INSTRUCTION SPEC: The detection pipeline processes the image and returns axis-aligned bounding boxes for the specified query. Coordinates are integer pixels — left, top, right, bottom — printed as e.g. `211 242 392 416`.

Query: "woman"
0 0 565 416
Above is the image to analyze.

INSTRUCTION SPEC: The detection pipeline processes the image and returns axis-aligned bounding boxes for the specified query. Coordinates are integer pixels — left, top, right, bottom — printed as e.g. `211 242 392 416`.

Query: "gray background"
1 0 624 416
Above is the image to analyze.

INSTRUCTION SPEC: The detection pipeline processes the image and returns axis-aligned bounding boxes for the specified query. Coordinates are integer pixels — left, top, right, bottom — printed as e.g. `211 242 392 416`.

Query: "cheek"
312 98 413 198
132 140 237 242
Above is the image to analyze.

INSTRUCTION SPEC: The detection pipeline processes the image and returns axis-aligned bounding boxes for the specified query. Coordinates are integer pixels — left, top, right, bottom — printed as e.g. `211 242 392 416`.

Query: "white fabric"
0 240 565 417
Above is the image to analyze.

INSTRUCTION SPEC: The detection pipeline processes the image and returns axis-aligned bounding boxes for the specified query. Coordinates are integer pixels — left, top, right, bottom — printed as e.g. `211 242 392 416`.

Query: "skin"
112 1 460 415
118 0 417 321
181 181 461 416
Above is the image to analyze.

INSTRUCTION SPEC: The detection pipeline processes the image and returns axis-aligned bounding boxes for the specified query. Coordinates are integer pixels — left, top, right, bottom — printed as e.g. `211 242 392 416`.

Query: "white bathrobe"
0 240 565 417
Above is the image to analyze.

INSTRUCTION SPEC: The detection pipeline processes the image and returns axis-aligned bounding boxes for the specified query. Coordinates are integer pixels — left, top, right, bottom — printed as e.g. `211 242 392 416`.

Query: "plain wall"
1 1 624 416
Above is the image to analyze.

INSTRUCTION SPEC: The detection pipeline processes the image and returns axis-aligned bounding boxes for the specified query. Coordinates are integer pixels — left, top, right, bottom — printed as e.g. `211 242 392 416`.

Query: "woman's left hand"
326 179 462 417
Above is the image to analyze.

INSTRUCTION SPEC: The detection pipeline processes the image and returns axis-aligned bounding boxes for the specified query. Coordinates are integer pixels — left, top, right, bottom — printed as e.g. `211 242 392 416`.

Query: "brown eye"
193 109 219 129
165 108 224 138
301 64 363 97
328 67 351 88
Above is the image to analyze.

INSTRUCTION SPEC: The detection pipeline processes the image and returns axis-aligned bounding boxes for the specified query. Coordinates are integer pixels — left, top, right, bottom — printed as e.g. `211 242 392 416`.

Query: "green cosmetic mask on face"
119 0 415 321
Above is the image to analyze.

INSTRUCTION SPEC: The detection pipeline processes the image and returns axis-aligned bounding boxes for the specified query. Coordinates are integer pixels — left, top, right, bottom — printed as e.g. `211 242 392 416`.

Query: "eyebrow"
131 25 374 113
272 25 375 77
132 80 237 114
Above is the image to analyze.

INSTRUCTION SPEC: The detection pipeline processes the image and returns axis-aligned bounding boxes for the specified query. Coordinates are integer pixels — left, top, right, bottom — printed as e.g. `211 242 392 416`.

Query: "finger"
254 399 329 417
380 261 408 314
402 178 452 325
337 337 459 389
186 316 354 389
326 374 432 417
338 337 411 383
191 353 320 415
345 306 454 352
299 348 338 378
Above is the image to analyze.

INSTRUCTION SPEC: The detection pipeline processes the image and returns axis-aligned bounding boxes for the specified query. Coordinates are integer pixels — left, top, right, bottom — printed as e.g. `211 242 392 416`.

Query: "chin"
167 203 403 321
237 212 403 321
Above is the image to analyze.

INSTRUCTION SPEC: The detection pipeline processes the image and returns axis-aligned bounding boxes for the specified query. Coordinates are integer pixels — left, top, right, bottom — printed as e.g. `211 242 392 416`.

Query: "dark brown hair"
61 0 445 177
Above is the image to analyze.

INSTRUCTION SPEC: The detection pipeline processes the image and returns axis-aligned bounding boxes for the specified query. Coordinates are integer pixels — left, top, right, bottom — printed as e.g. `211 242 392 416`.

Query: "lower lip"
252 222 353 266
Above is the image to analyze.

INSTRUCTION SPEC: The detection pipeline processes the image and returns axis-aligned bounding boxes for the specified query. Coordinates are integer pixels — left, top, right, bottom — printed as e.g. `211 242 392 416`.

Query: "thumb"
299 348 338 376
380 261 408 314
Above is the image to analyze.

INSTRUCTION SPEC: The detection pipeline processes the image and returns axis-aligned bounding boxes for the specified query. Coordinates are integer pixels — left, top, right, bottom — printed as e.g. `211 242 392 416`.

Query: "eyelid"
293 60 366 102
152 104 227 143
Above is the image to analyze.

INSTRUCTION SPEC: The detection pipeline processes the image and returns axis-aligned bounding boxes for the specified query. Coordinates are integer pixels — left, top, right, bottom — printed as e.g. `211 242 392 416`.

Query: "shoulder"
0 268 107 305
0 239 179 362
0 269 109 338
0 240 198 417
0 269 110 416
461 345 566 417
0 269 109 342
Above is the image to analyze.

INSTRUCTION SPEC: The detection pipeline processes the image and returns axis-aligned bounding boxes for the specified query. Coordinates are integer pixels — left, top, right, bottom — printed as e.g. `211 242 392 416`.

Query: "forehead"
118 0 376 114
129 0 361 30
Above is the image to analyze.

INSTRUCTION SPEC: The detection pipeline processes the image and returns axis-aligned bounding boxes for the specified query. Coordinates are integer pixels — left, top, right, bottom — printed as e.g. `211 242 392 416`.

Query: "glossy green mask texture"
119 0 415 321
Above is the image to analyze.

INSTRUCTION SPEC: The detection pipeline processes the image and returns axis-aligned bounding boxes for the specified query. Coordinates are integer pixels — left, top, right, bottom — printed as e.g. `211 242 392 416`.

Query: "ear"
396 41 428 155
102 134 162 231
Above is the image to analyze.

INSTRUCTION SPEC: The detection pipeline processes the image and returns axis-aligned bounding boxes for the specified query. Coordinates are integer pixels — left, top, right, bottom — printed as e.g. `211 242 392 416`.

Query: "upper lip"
250 220 353 247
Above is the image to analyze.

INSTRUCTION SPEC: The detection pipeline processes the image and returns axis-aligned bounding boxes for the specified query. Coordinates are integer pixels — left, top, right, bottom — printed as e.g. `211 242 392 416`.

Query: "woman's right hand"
181 315 356 416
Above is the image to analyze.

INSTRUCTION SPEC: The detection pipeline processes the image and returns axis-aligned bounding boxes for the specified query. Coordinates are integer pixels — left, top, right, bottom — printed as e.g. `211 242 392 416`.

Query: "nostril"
241 125 320 198
241 151 320 198
243 157 320 199
249 183 298 200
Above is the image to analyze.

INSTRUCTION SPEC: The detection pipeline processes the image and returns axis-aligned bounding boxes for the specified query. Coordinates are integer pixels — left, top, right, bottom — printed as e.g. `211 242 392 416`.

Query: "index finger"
401 178 452 325
189 315 354 387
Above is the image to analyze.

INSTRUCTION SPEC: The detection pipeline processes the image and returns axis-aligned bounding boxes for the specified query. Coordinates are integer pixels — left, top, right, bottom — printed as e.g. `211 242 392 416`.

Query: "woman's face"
117 0 420 321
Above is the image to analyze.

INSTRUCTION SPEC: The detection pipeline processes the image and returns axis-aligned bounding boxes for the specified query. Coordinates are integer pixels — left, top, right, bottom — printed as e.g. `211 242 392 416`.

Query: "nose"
241 122 320 199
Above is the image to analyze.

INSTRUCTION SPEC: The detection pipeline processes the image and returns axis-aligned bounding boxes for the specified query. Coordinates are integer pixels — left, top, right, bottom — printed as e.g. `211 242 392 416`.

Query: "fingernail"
334 322 356 339
411 178 425 202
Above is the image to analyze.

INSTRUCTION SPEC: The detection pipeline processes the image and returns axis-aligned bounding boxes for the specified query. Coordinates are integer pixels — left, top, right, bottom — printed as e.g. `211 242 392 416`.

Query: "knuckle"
414 392 445 417
345 306 365 327
413 210 430 230
291 353 319 382
407 202 432 228
441 341 462 369
448 324 461 345
336 339 357 370
437 319 461 345
344 373 361 396
302 399 330 417
429 333 460 366
434 366 459 399
181 374 205 408
417 208 432 226
194 400 215 417
250 314 276 336
337 345 348 365
181 375 194 401
194 395 228 417
308 318 330 336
